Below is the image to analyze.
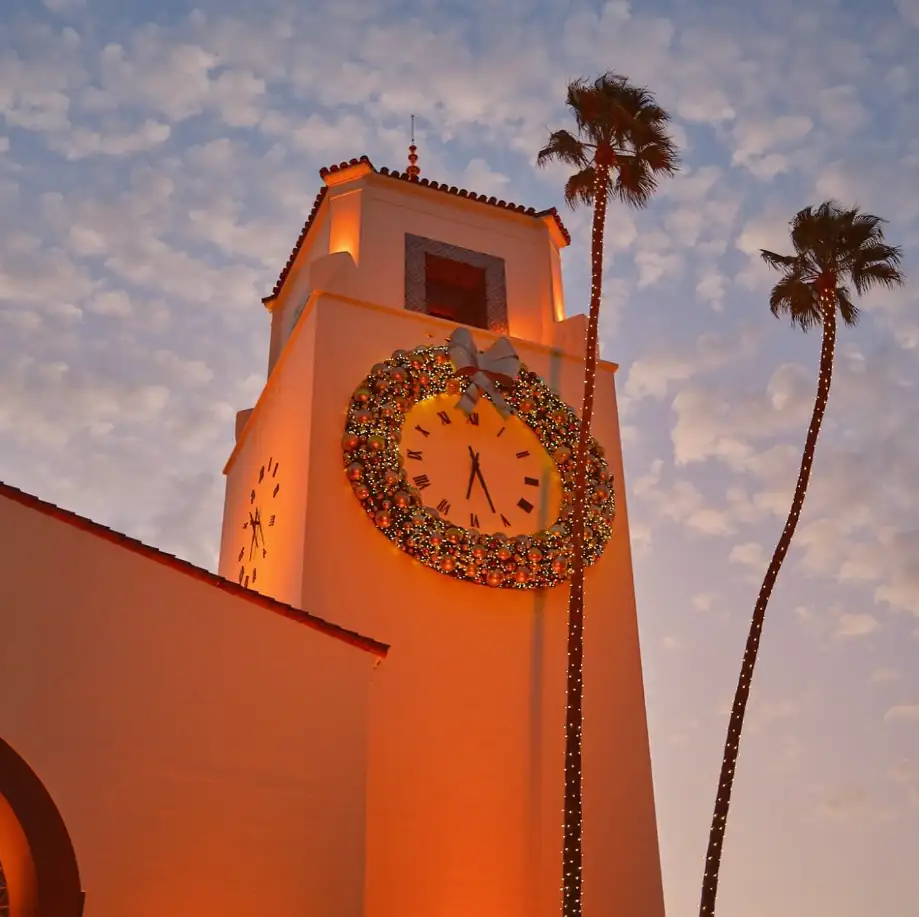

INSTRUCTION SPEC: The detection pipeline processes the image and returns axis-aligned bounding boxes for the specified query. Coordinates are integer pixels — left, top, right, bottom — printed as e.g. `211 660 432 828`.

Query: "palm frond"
764 199 905 331
769 272 822 331
563 167 597 209
850 260 906 295
541 71 678 214
610 154 658 207
760 249 798 270
537 129 590 170
834 284 860 327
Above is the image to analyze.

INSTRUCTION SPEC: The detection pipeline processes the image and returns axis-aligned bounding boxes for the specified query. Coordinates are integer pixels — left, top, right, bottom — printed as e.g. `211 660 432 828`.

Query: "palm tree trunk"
698 293 838 917
562 167 609 917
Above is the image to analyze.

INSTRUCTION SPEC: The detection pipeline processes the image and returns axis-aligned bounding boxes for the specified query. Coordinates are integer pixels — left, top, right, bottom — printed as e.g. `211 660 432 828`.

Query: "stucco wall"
0 495 374 917
268 172 566 363
353 177 559 346
225 293 664 917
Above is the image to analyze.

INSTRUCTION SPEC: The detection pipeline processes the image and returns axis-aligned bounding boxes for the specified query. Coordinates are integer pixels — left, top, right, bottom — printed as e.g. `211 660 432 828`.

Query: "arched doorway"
0 737 84 917
0 857 9 916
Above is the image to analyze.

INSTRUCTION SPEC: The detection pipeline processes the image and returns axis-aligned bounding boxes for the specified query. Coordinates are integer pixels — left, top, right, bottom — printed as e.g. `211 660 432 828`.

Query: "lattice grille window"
404 234 508 334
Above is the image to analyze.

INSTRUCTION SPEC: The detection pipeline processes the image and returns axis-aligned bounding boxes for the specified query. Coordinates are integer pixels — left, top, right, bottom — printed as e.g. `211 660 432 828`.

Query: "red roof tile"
0 480 389 659
264 154 571 302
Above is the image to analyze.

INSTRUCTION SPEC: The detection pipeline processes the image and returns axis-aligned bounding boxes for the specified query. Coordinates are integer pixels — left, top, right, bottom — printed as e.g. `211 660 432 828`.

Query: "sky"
1 0 918 913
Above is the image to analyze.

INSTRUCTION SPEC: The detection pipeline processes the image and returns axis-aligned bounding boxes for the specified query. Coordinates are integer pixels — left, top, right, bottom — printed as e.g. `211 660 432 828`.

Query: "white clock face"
399 393 562 536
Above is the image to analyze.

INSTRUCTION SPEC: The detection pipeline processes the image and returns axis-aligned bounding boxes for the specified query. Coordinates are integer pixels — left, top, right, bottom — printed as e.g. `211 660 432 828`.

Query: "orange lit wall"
267 172 565 355
222 288 665 917
329 188 364 262
0 495 375 917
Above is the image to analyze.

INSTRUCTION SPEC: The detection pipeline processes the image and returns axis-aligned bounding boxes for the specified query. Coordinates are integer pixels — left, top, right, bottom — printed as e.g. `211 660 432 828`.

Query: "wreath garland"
341 343 615 589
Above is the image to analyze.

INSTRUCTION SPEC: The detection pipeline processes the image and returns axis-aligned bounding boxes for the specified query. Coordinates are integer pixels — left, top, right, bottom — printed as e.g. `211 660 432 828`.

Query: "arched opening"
0 737 84 917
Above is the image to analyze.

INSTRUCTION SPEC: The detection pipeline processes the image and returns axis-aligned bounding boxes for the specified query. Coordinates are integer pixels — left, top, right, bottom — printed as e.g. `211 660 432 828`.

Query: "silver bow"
447 327 520 418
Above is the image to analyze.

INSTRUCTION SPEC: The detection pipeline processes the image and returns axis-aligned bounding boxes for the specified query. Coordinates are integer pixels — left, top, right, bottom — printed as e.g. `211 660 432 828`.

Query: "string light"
698 288 838 917
561 164 610 917
341 343 615 590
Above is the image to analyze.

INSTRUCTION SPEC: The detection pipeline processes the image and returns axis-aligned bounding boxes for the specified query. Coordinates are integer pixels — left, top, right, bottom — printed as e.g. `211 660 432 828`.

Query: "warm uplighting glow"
329 189 363 262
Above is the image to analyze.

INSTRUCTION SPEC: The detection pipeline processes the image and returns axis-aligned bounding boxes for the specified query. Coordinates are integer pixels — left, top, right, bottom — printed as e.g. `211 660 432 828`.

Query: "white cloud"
729 541 767 568
885 705 919 724
871 667 902 684
835 613 879 638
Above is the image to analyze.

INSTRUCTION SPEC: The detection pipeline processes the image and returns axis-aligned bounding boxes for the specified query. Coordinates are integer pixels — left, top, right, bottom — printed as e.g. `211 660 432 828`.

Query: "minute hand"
474 462 497 514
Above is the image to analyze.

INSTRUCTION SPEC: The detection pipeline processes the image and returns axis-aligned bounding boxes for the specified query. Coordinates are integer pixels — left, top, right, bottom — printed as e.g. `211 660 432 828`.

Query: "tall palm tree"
699 201 905 917
537 72 678 917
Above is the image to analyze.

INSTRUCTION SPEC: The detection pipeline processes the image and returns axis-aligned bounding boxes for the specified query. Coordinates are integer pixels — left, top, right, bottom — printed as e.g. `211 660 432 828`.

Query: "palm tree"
699 201 905 917
537 72 678 917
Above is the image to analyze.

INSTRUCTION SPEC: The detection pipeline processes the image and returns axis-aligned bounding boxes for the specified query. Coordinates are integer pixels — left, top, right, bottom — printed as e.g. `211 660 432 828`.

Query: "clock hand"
474 461 497 514
466 446 480 500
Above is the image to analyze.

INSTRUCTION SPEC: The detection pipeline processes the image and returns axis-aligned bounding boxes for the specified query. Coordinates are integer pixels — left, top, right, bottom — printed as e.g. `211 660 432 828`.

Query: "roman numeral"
238 547 244 561
497 426 506 438
413 474 431 489
259 465 265 482
437 498 451 516
516 450 530 459
517 498 534 514
524 476 539 487
272 462 280 477
466 412 479 426
415 425 431 437
244 574 250 587
250 489 256 503
268 514 276 526
273 483 280 497
437 410 451 425
407 449 423 460
500 514 511 528
252 568 257 583
238 566 245 584
470 512 480 528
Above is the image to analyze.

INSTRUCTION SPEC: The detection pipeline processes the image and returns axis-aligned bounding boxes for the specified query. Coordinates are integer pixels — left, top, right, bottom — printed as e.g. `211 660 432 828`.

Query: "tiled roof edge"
0 480 389 659
266 154 571 301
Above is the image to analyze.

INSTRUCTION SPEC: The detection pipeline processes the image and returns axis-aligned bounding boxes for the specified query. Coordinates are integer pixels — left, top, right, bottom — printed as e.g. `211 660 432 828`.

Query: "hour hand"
466 446 479 500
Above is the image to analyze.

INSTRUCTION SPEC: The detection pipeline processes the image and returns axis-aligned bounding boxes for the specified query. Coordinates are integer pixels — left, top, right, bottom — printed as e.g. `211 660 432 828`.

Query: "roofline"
263 154 571 304
0 480 389 660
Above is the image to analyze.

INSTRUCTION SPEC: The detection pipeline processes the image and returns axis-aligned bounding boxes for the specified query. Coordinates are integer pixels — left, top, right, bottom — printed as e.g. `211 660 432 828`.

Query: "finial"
407 113 420 180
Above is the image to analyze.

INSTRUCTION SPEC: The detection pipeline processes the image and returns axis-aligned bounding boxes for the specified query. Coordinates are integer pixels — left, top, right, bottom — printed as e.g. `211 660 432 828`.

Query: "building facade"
0 155 663 917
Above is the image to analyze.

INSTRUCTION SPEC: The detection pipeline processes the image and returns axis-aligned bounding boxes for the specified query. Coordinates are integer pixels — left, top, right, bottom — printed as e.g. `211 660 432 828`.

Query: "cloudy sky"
1 0 918 913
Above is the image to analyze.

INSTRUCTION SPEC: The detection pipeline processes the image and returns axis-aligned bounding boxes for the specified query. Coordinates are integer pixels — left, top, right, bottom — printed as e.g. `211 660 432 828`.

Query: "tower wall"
222 291 663 917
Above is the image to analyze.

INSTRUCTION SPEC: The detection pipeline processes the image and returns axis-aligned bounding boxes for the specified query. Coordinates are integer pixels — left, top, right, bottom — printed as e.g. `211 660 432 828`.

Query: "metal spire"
407 114 420 180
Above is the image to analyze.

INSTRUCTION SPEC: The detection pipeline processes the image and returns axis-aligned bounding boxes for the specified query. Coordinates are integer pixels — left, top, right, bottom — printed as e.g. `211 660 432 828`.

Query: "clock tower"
218 156 664 917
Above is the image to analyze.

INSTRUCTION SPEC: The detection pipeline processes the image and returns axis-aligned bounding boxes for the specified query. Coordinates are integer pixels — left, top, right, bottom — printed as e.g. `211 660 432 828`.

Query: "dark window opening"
424 253 488 329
